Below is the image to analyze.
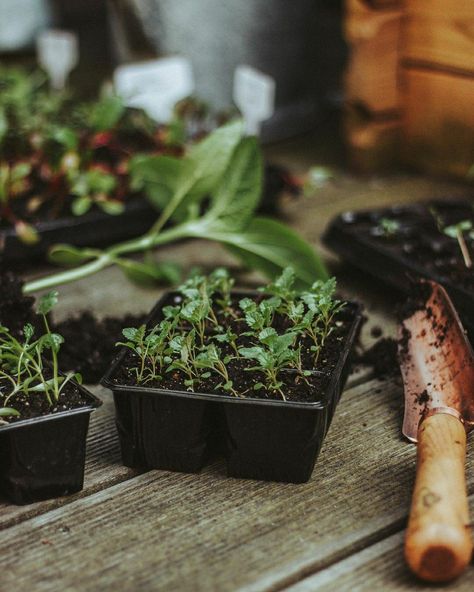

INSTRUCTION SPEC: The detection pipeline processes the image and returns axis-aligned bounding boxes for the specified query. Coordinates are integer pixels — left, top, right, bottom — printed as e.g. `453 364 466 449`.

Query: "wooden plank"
286 499 474 591
344 0 402 114
402 0 474 75
343 106 401 172
401 67 474 178
0 387 141 530
1 377 473 592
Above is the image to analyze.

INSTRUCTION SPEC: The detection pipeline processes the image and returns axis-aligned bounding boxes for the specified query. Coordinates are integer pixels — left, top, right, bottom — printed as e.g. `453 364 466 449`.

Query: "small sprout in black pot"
374 217 401 238
0 291 81 418
443 220 473 269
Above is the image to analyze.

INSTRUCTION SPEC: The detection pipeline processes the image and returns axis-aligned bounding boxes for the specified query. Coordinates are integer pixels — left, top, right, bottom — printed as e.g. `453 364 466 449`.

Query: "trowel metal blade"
398 280 474 442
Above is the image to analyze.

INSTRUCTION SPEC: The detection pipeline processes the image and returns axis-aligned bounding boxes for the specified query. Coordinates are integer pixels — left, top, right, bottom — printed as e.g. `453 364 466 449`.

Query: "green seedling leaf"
116 258 181 287
0 407 20 417
48 244 97 267
89 95 124 131
72 195 92 216
37 290 59 315
0 106 7 145
15 221 39 245
50 126 78 150
23 323 34 340
98 199 125 215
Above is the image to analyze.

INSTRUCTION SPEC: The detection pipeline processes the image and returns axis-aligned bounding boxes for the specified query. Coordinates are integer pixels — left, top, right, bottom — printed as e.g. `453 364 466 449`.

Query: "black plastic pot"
0 198 156 264
323 199 474 335
102 292 362 483
0 384 101 505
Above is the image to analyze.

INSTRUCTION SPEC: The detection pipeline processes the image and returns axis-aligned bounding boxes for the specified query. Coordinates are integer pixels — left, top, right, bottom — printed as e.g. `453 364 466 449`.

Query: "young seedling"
195 344 238 396
0 291 81 415
117 320 176 384
239 328 298 400
239 296 281 333
377 217 400 237
259 266 297 315
443 220 473 269
301 278 345 364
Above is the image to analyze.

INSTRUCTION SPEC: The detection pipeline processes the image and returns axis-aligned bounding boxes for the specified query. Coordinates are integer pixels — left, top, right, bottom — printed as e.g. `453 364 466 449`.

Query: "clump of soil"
0 271 36 337
355 337 400 379
396 280 433 322
56 311 145 383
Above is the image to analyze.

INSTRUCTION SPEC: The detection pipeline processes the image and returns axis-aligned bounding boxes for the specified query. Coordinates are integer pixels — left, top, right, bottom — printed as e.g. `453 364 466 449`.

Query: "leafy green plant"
239 328 299 399
117 320 176 384
300 278 345 364
24 122 328 294
0 291 81 419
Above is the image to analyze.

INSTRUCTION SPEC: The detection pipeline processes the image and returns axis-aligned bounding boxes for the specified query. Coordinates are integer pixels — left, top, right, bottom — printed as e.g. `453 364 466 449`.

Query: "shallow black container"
102 292 362 483
0 198 156 264
323 199 474 335
0 384 101 505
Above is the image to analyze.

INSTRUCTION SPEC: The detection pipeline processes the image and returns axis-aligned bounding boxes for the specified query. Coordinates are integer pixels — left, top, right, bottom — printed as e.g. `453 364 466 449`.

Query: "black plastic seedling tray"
102 291 362 484
0 198 156 264
323 199 474 335
0 384 101 505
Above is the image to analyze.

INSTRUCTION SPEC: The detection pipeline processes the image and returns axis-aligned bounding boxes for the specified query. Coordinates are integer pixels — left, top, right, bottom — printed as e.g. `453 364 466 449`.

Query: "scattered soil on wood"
355 337 400 379
56 311 145 383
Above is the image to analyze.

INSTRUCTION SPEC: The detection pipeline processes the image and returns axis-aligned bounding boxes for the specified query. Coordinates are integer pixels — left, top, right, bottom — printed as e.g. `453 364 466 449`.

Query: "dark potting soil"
0 371 89 423
55 311 146 383
355 337 400 379
0 271 37 338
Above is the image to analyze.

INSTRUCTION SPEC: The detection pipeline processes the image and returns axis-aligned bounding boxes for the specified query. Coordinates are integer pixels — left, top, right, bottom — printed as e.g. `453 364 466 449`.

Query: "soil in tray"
111 294 356 403
0 370 90 423
339 200 474 292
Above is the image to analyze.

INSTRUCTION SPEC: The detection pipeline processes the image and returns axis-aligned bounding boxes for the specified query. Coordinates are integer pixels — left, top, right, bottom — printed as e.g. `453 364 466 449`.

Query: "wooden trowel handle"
405 413 472 582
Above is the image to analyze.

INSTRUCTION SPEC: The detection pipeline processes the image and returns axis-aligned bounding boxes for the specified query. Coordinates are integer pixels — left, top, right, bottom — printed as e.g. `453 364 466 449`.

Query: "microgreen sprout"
239 329 299 400
377 217 400 237
443 219 473 269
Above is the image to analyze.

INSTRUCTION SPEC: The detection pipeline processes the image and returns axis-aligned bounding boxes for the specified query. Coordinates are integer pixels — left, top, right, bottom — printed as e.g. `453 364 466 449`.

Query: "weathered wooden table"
2 134 473 591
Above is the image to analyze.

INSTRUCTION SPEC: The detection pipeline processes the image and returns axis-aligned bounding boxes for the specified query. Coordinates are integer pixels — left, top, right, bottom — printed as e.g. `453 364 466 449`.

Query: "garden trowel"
398 280 474 583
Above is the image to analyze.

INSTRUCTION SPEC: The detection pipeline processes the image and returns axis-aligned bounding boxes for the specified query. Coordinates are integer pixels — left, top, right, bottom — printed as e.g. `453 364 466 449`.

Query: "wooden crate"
344 0 402 114
402 0 474 74
401 67 474 177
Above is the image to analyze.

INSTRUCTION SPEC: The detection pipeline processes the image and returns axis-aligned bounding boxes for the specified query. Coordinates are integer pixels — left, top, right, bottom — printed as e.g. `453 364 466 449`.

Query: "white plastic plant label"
37 29 78 90
233 65 276 136
114 57 194 123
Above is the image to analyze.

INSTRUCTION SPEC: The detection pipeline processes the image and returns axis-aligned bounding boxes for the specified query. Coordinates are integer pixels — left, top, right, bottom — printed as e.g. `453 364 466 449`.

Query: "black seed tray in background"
0 384 101 505
0 199 156 264
323 199 474 336
101 291 362 484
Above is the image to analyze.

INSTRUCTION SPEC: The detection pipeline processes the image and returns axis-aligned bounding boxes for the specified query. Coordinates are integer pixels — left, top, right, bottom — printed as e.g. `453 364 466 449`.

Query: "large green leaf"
207 136 262 230
152 119 244 228
129 154 183 211
180 216 328 286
